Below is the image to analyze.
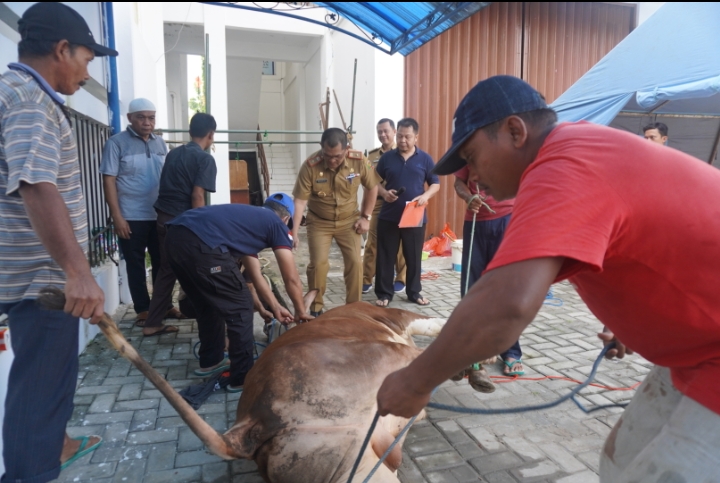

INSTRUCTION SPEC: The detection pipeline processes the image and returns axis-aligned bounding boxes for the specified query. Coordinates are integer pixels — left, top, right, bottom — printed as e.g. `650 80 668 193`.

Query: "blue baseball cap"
433 76 548 176
264 193 295 229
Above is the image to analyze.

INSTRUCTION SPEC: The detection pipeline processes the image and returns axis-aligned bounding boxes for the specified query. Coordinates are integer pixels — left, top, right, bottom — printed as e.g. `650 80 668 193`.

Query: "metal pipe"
708 123 720 164
102 2 121 135
617 112 720 119
165 140 321 145
205 34 210 114
198 2 391 54
349 58 357 132
157 128 341 135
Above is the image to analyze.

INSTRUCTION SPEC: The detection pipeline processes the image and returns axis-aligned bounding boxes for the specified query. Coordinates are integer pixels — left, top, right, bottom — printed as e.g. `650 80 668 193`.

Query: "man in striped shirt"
0 3 117 481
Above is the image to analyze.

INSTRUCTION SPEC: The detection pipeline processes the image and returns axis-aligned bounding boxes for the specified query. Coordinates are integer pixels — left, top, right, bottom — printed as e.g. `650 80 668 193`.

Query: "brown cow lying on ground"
40 288 494 483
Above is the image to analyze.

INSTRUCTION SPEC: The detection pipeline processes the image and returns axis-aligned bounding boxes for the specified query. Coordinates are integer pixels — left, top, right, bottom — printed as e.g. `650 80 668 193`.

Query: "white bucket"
451 239 463 272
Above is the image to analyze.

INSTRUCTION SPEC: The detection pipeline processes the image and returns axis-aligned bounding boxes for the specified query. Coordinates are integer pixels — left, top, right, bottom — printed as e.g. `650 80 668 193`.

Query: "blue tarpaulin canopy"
200 2 489 55
315 2 489 55
551 2 720 165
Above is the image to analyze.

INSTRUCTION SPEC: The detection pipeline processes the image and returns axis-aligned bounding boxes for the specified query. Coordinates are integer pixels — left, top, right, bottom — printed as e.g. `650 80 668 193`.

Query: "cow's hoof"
450 369 465 381
467 367 496 393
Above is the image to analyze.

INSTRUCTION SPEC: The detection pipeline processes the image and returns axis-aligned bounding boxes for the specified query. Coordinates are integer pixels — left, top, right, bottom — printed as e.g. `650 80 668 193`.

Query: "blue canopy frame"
199 2 489 55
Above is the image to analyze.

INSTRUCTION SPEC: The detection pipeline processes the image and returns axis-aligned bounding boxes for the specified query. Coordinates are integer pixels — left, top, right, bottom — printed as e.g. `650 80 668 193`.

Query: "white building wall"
227 56 264 144
259 62 285 142
205 13 230 205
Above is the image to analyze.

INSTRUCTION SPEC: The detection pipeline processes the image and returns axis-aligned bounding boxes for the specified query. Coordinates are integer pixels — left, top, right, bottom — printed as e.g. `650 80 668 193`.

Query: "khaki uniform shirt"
293 149 380 222
367 143 396 211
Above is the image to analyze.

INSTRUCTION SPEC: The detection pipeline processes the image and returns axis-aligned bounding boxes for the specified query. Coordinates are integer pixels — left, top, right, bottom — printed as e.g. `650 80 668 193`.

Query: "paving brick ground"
56 235 650 483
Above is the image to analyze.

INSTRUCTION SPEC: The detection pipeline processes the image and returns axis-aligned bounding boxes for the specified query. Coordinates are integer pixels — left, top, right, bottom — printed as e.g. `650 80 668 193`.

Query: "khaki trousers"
306 213 363 312
599 365 720 482
362 203 407 285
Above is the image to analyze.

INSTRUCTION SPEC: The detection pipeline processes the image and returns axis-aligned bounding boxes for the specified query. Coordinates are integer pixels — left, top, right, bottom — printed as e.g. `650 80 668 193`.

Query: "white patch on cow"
407 317 446 338
386 330 410 345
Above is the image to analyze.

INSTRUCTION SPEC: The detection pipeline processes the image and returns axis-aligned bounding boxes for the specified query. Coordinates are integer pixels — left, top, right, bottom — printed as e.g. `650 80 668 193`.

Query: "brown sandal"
164 307 188 319
134 311 148 327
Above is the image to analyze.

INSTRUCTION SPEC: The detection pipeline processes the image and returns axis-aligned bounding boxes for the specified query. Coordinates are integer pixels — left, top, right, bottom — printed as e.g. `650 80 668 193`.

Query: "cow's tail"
38 287 235 460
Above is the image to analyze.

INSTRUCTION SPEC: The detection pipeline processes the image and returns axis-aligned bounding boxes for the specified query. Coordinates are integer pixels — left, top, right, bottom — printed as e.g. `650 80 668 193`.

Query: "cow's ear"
303 289 319 314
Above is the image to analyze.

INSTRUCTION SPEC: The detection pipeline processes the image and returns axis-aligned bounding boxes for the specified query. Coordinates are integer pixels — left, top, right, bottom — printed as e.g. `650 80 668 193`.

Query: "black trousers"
117 220 161 313
145 210 177 328
0 300 78 483
375 219 425 302
166 225 254 387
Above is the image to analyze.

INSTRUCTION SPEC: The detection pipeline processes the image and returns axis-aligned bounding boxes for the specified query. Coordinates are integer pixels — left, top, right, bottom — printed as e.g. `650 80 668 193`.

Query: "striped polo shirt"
0 64 88 302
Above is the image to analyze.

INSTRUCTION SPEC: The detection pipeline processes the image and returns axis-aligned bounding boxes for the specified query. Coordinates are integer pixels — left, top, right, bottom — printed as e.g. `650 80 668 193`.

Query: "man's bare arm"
19 181 105 323
361 185 378 216
377 256 564 417
454 177 483 213
102 175 131 239
241 256 292 323
191 186 206 209
274 248 313 323
291 198 308 249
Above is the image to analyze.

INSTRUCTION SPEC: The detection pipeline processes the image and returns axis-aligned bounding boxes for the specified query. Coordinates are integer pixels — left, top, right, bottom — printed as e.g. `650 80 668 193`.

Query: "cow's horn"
37 287 234 460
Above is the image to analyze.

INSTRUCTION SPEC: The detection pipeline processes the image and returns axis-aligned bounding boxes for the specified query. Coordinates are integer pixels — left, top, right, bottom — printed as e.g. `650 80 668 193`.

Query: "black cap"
18 3 118 57
433 76 547 176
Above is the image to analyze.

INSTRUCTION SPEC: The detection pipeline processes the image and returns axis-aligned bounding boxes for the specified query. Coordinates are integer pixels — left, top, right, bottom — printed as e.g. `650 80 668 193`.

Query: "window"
262 61 275 76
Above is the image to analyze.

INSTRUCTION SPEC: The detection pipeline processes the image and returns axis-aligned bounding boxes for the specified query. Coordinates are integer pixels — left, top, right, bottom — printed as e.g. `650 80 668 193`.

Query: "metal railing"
256 128 270 198
69 109 118 268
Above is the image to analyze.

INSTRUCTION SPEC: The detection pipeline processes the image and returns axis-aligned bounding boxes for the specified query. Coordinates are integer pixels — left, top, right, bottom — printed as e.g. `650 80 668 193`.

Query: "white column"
204 7 230 205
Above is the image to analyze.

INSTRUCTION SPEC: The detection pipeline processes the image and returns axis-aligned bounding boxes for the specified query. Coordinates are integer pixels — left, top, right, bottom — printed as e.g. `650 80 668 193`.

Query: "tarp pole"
349 59 357 133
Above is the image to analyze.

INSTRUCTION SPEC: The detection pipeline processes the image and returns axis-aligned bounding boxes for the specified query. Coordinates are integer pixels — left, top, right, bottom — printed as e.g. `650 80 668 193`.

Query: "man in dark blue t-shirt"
142 113 218 336
165 193 312 392
375 118 439 307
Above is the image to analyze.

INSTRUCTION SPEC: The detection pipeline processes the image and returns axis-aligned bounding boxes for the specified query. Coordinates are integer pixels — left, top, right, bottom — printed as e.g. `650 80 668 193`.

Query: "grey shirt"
100 127 168 221
154 141 217 217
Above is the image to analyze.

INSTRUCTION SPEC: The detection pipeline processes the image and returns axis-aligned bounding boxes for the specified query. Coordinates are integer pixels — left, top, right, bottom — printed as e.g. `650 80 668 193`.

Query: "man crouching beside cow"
164 193 314 392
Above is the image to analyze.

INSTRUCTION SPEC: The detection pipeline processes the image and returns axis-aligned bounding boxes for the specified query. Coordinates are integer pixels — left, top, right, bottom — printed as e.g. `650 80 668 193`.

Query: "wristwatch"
361 213 372 221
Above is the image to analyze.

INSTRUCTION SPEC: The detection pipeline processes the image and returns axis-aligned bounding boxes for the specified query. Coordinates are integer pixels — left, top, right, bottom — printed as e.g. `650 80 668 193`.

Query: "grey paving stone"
131 408 158 432
103 422 131 445
89 393 118 413
231 473 264 483
175 449 225 467
112 458 147 483
202 461 231 483
146 442 180 473
143 466 201 483
114 398 160 412
555 470 600 483
470 451 524 475
405 437 454 456
415 451 466 472
178 426 205 452
83 411 135 425
127 428 178 445
513 460 562 480
540 443 587 473
231 459 259 475
117 383 143 401
483 471 517 483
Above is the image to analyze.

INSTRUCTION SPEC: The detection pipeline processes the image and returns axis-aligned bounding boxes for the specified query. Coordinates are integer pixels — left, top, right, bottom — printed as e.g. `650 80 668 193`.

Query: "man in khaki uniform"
292 128 380 315
362 118 406 294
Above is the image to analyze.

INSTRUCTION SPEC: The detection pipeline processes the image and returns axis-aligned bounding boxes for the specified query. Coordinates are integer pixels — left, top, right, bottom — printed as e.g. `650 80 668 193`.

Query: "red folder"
398 201 426 228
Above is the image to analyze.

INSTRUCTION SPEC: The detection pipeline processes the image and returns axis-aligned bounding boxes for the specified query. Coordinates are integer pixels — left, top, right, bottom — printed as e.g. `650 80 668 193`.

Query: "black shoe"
310 310 323 317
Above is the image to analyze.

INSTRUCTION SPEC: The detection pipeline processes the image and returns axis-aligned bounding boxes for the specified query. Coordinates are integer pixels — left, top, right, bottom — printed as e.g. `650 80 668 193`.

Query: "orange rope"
420 271 441 280
477 373 641 391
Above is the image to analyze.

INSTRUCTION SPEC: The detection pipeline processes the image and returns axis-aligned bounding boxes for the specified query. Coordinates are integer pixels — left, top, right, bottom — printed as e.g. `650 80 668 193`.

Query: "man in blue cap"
376 76 720 481
0 2 117 480
165 194 313 392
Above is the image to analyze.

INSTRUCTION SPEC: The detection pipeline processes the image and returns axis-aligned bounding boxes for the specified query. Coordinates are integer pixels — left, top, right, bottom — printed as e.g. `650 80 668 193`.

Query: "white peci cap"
128 98 156 114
